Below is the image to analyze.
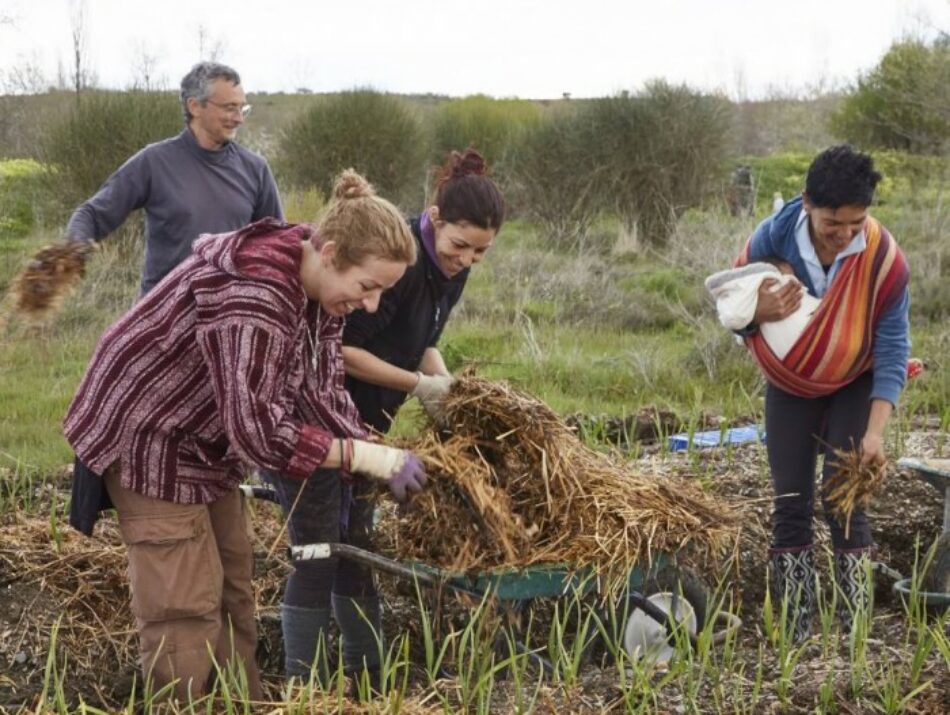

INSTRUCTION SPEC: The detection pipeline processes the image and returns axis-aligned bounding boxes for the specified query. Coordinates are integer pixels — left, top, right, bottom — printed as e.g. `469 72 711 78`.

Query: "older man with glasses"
65 61 283 296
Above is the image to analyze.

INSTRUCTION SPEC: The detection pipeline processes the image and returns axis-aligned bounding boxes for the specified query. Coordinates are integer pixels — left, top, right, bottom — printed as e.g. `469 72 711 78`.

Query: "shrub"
743 150 950 213
276 89 427 209
506 105 605 250
281 186 326 224
831 39 950 154
742 153 813 212
430 95 541 174
40 90 181 215
585 81 731 248
0 159 45 238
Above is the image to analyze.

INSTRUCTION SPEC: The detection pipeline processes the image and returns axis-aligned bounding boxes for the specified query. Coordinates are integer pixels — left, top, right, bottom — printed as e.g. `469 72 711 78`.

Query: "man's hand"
753 277 804 324
860 432 886 469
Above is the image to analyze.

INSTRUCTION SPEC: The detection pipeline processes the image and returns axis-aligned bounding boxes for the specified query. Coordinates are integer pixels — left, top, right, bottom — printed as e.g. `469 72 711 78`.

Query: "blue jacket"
745 197 910 406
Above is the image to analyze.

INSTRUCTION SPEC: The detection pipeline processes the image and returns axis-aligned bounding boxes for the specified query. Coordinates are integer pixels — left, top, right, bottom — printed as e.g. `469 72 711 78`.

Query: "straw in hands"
821 446 887 540
8 239 94 322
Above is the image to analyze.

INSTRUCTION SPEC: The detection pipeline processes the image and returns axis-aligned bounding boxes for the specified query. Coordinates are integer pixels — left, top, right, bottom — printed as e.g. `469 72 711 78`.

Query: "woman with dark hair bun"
330 147 505 690
344 147 505 430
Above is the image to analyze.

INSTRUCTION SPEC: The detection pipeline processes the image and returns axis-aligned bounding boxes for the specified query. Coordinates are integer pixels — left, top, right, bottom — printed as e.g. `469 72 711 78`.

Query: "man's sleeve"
253 162 284 222
64 149 151 242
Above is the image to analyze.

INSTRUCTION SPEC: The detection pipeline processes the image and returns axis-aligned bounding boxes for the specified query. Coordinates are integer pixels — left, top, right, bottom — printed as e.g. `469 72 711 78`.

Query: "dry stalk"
821 446 887 539
7 239 93 323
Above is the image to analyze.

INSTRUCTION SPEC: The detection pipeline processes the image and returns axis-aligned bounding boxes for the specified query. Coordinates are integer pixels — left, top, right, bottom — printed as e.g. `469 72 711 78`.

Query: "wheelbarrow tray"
427 554 674 601
897 457 950 535
898 457 950 492
289 541 673 601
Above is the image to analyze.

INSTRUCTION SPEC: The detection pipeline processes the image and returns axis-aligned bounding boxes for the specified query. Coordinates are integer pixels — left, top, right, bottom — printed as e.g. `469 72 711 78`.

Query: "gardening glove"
350 440 428 503
410 373 455 420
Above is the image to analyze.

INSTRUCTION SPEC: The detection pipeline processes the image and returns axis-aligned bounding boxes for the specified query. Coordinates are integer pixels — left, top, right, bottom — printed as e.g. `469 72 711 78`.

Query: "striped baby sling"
736 218 908 398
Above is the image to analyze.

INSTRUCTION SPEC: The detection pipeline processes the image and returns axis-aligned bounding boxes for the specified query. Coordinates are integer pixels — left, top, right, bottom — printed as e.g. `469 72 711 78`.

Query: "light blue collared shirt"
794 209 866 297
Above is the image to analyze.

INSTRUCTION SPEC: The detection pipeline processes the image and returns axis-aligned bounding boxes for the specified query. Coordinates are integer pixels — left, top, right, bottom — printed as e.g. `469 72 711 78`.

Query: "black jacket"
343 217 468 432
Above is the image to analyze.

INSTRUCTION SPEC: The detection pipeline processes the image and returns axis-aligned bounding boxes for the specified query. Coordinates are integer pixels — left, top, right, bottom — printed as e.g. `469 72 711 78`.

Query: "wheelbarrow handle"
289 542 445 589
238 484 279 503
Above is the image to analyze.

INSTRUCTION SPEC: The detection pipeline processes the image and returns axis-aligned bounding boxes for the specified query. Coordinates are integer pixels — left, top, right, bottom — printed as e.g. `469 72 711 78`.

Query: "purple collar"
419 211 451 279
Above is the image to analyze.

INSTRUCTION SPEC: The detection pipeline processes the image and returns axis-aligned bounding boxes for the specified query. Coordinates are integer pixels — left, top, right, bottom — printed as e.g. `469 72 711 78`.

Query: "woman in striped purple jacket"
63 171 427 702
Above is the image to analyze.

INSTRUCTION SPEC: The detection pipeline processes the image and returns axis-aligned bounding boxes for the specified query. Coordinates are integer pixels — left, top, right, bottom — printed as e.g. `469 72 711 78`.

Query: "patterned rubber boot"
770 545 817 643
833 548 872 633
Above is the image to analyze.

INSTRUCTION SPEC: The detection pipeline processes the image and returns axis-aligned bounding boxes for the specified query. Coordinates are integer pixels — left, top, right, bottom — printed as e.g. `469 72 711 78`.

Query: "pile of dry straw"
388 376 741 588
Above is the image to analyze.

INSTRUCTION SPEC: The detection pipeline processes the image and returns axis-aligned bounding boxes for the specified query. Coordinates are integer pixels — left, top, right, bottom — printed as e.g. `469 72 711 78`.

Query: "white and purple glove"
350 441 428 503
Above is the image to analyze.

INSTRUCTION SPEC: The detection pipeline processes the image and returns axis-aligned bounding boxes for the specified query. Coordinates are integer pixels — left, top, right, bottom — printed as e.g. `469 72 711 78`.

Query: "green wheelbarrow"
893 458 950 609
288 541 741 669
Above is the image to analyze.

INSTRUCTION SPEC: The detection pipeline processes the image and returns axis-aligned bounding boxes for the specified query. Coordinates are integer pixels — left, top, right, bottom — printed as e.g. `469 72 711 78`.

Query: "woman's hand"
349 440 428 503
411 373 456 419
753 277 804 324
860 432 886 468
860 399 894 468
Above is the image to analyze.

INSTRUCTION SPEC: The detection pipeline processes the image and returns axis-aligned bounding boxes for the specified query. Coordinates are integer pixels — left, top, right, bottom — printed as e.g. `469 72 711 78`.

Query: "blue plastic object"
669 425 766 452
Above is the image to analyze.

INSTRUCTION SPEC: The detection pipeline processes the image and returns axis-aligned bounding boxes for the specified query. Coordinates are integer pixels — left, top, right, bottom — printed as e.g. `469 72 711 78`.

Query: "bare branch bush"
585 82 732 249
275 89 427 211
505 106 606 252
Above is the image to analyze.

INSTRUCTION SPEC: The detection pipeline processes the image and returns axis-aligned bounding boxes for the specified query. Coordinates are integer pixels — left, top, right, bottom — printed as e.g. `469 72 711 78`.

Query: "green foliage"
741 153 811 211
742 150 950 213
585 81 731 247
276 89 427 209
40 90 181 214
281 186 325 224
430 95 541 171
831 39 950 154
0 158 45 238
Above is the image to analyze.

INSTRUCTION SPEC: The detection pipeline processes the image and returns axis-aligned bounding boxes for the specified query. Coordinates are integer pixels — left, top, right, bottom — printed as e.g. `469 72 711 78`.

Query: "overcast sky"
1 0 948 99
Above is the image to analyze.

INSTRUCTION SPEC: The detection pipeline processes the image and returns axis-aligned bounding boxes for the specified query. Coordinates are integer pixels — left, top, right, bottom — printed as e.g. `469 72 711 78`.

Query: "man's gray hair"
180 62 242 124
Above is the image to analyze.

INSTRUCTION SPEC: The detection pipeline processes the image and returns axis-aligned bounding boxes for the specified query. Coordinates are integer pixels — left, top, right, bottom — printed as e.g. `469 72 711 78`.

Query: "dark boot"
332 594 382 698
281 603 331 685
770 545 817 643
833 548 872 632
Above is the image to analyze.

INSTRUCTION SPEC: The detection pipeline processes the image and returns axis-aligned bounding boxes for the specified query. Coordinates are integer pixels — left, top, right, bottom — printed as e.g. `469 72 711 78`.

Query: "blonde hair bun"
333 169 375 200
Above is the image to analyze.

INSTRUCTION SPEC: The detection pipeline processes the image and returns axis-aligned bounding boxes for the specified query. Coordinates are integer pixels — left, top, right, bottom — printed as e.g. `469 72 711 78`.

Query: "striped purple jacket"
64 219 366 504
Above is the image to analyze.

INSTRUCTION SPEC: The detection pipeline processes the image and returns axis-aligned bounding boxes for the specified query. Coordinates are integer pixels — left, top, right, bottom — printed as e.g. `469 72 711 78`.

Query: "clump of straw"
388 376 741 593
8 239 94 321
821 446 887 539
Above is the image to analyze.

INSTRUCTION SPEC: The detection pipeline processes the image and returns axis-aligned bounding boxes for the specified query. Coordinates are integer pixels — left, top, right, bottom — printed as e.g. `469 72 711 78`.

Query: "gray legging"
765 371 875 550
263 468 377 607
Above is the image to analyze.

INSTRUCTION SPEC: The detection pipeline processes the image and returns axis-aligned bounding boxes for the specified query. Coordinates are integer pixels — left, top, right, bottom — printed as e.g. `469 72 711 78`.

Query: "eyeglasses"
204 100 252 119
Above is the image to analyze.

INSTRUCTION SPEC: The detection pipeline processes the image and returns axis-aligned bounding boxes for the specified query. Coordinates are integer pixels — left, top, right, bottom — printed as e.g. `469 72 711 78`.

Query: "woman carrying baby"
735 145 909 641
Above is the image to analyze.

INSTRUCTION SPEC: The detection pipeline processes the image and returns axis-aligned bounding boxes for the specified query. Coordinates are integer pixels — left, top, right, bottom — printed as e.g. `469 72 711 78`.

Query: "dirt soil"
1 427 948 713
